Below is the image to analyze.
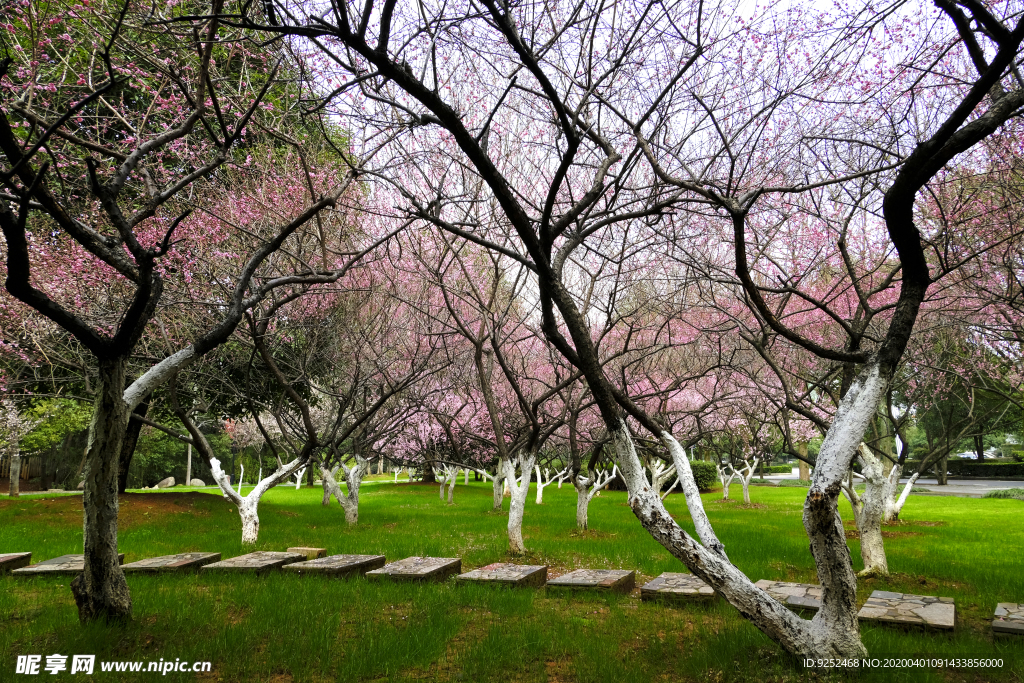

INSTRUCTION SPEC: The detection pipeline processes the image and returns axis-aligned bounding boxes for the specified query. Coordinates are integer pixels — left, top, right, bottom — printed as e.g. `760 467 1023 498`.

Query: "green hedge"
946 461 1024 477
764 464 793 474
906 460 1024 477
691 460 717 491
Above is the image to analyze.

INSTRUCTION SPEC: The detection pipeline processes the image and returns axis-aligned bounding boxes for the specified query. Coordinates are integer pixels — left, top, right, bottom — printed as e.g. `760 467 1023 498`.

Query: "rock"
189 479 205 487
155 477 175 489
77 481 85 490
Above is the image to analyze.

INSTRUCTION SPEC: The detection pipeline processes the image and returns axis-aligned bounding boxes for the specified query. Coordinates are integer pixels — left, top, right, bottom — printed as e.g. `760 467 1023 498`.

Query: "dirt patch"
709 498 738 504
898 520 946 527
568 529 617 540
117 493 212 527
845 529 922 540
278 510 299 518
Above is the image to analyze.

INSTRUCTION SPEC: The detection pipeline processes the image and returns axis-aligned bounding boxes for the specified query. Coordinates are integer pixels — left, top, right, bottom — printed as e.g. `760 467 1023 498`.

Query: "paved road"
762 467 1022 498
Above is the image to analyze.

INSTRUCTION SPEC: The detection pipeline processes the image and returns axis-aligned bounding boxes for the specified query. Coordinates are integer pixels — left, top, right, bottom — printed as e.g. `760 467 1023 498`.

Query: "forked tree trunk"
718 465 736 501
574 476 591 529
8 453 21 497
209 454 306 543
71 358 132 624
843 445 890 577
884 468 919 522
322 466 339 505
321 459 366 525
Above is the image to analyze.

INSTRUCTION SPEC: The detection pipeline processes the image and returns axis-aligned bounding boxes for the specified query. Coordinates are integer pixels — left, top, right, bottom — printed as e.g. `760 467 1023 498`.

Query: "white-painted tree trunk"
886 470 919 522
322 466 340 505
572 466 617 530
717 464 737 501
729 458 759 504
660 476 679 500
534 466 567 504
320 457 367 525
504 453 537 553
185 443 192 489
209 455 306 544
293 467 306 490
841 444 889 576
648 460 677 496
464 467 470 485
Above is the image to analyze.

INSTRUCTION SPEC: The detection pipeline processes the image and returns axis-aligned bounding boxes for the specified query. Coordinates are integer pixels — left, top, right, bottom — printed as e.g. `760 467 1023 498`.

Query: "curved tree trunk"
117 399 149 494
885 470 918 522
71 358 132 624
446 470 456 504
852 444 890 577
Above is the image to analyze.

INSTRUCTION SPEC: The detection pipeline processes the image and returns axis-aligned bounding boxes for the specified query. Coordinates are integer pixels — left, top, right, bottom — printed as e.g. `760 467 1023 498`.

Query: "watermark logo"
15 655 209 675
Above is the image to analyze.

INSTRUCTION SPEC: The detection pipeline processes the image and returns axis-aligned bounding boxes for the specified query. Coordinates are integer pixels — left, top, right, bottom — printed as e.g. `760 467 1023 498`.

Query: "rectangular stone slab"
284 554 386 577
0 552 32 573
287 547 327 560
122 552 221 573
201 551 305 573
641 572 717 603
754 580 822 612
858 590 956 631
365 556 462 582
13 554 124 576
546 569 635 593
456 563 548 587
992 603 1024 636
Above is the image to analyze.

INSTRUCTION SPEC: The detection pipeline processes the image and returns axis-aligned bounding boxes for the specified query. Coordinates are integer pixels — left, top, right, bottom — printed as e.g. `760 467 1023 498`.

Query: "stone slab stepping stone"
202 551 305 574
122 553 221 573
993 603 1024 636
287 547 327 560
641 572 717 603
456 563 548 588
754 580 822 612
13 554 124 576
284 554 386 577
546 569 635 593
857 590 956 631
365 556 461 582
0 552 32 573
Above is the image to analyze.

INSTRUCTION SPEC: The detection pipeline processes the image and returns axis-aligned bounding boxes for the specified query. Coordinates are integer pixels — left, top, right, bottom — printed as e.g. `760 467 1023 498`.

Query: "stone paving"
857 590 956 631
456 563 548 587
202 551 305 573
546 569 635 593
992 603 1024 636
284 554 386 577
754 580 822 612
287 547 326 560
0 552 31 573
366 556 462 582
122 553 221 573
641 572 717 603
13 554 124 576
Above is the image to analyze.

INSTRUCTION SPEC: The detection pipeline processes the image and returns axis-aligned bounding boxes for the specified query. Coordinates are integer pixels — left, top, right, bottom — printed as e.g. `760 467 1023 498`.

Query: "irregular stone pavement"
754 580 822 612
546 569 635 593
857 590 956 631
12 554 124 576
122 553 221 573
993 603 1024 636
285 554 386 577
641 572 717 603
365 556 462 582
202 551 305 573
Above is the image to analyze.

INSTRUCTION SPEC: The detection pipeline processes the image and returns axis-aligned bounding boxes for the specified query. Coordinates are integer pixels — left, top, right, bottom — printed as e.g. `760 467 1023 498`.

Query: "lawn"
1 481 1021 682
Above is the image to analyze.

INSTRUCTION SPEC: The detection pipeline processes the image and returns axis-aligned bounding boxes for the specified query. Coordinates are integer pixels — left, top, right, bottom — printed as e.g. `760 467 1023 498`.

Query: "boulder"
189 478 205 487
77 481 85 490
155 477 175 489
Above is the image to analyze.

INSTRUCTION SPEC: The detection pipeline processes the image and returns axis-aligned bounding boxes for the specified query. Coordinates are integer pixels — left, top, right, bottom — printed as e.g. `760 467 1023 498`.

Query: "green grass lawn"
1 481 1022 682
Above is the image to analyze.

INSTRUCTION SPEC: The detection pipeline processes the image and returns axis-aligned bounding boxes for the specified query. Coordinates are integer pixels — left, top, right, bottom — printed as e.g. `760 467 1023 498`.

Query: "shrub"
982 488 1024 500
690 460 718 491
946 461 1024 477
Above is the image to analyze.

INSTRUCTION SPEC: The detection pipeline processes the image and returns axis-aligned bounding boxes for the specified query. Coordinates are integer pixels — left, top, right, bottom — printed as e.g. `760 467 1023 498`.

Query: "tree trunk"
492 459 505 510
117 399 149 494
185 443 192 488
974 435 984 462
8 453 21 497
797 442 810 481
853 446 889 577
446 470 456 504
936 452 948 485
239 497 260 545
885 470 918 523
574 476 590 530
505 454 535 553
71 357 132 624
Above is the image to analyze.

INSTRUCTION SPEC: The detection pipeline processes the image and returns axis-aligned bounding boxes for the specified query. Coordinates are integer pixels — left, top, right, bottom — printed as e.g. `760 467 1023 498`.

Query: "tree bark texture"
504 454 536 553
117 399 149 494
72 358 132 624
8 453 21 497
